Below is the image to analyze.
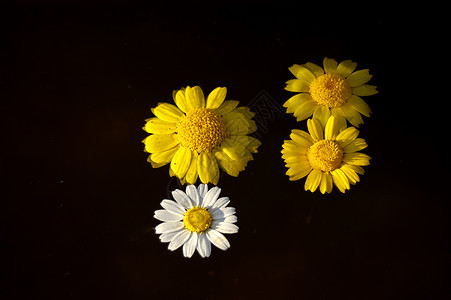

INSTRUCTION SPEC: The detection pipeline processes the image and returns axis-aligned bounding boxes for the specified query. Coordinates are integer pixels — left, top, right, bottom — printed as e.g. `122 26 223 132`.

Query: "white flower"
154 184 238 258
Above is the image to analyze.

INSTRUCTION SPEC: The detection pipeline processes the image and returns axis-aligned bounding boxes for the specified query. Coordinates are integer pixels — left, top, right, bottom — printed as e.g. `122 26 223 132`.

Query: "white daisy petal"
185 185 200 206
182 232 198 258
155 221 184 234
159 228 184 243
160 199 186 215
206 229 230 251
211 214 238 227
154 209 184 222
168 230 191 251
211 207 236 219
197 233 211 258
224 215 238 223
172 189 193 209
202 186 221 208
215 223 239 234
197 183 209 200
209 196 230 212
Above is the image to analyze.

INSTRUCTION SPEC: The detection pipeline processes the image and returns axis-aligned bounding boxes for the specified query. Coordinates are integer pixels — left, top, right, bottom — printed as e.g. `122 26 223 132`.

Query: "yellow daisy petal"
343 152 371 166
222 110 257 135
336 60 357 78
289 129 314 148
330 169 350 193
283 93 312 114
330 109 347 132
143 117 177 134
307 118 323 141
185 151 199 184
151 103 184 123
323 57 338 74
286 162 312 181
229 135 261 153
343 138 368 153
285 79 310 93
185 86 205 110
294 99 317 122
319 172 333 194
146 155 168 168
282 140 309 154
170 146 192 179
324 115 339 140
214 100 239 116
302 62 324 77
206 87 227 110
347 69 372 87
174 89 191 114
347 95 372 117
220 138 246 161
304 169 322 192
339 103 364 127
352 85 378 96
288 64 316 84
336 127 359 148
143 133 179 153
198 152 219 185
340 164 360 185
149 145 179 165
312 105 331 128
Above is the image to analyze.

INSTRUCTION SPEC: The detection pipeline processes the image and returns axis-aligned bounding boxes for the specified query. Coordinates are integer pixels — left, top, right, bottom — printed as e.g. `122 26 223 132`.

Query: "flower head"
284 57 378 127
143 86 261 185
281 116 371 193
154 184 238 258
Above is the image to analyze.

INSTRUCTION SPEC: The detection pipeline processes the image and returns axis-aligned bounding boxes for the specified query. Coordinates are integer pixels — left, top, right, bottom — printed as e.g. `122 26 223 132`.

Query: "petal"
283 93 312 114
185 185 200 206
304 169 322 192
160 199 186 215
307 118 323 141
143 117 177 134
168 230 191 251
213 148 248 177
154 209 184 222
312 105 331 128
347 69 372 87
211 207 236 219
206 87 227 110
198 152 220 185
323 57 338 73
214 100 239 116
343 138 368 153
185 86 205 110
197 183 209 200
184 150 199 185
336 127 360 148
206 229 230 251
155 221 184 234
330 108 347 132
215 222 239 234
170 146 192 179
209 197 230 212
339 103 364 127
286 163 312 181
352 84 378 96
302 62 324 77
343 153 371 166
197 233 211 258
340 164 360 185
202 186 221 209
285 79 310 92
319 172 333 194
288 64 316 84
222 110 257 135
288 130 314 147
347 95 372 117
336 60 357 78
183 232 198 258
172 189 193 209
159 228 184 243
324 115 340 140
174 89 191 114
293 99 317 122
149 146 179 165
331 169 350 193
151 103 184 123
143 134 179 153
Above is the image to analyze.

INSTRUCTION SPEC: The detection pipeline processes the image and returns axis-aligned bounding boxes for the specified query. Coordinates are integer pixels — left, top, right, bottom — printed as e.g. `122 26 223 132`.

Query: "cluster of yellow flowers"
282 57 377 193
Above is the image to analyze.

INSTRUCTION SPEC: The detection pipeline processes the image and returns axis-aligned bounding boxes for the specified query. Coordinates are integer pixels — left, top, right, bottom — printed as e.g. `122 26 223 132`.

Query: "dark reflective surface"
2 2 450 299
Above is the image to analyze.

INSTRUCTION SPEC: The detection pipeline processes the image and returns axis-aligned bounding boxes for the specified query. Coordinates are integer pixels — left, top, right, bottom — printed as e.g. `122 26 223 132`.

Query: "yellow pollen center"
307 140 343 172
309 73 351 108
176 108 228 153
183 206 213 233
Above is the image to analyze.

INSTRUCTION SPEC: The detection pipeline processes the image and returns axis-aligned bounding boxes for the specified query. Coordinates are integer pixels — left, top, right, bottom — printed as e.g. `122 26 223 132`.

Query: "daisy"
284 57 378 127
143 86 261 185
281 116 371 193
154 184 238 258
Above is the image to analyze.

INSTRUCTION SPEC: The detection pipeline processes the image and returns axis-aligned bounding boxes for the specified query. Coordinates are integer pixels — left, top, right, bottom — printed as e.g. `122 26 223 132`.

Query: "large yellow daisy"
143 86 261 185
284 57 378 127
281 116 370 193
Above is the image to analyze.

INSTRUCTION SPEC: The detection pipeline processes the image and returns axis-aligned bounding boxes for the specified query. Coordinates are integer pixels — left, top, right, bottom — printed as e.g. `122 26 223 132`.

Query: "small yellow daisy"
143 86 261 185
284 57 378 127
281 116 371 193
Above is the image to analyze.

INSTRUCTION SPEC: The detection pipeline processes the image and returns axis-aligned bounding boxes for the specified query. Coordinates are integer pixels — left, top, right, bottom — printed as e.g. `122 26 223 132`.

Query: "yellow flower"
281 116 370 193
143 86 261 185
284 57 378 127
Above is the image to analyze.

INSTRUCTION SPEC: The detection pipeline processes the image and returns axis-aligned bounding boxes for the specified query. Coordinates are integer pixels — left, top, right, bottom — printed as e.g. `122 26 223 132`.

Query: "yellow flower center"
307 140 343 172
183 206 213 233
176 108 228 153
309 73 351 108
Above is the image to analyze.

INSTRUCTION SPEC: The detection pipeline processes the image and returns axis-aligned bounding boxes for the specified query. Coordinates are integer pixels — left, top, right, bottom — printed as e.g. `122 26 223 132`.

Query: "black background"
2 1 450 299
